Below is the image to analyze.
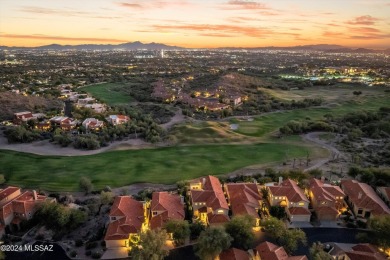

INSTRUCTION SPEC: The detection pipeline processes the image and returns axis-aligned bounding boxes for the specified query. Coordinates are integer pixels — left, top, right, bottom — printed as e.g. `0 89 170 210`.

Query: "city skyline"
1 0 390 49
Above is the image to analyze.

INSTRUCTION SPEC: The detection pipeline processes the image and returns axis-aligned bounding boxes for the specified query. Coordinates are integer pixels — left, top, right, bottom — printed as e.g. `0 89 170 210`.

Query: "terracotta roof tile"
150 192 184 230
219 248 250 260
269 179 308 203
377 187 390 201
288 207 311 215
344 243 387 260
0 187 20 202
341 180 390 216
105 196 145 241
207 213 230 224
255 241 308 260
225 183 262 218
190 176 228 211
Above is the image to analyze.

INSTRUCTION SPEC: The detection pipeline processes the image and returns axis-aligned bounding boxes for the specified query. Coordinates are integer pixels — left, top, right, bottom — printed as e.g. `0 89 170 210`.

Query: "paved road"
295 228 371 256
302 132 345 172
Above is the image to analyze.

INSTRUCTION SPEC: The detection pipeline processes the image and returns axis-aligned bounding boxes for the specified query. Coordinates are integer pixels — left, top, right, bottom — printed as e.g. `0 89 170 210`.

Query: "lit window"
299 202 304 206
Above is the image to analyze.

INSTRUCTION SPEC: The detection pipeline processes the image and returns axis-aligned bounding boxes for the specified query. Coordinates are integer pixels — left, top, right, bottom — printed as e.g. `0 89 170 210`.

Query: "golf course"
1 85 388 191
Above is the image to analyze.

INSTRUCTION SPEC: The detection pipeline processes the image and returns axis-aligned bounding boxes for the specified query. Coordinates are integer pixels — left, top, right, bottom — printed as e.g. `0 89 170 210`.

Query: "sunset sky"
1 0 390 48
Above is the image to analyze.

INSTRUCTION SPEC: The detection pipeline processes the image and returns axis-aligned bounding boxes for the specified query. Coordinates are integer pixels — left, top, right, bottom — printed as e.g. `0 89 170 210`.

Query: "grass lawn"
236 93 390 138
79 83 136 106
0 143 309 191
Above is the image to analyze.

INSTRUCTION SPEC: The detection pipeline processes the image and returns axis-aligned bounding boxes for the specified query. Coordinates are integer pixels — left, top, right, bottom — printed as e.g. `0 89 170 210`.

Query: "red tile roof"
12 191 46 216
310 178 345 201
105 196 145 241
255 241 308 260
269 179 308 203
0 187 20 203
117 115 129 121
316 206 339 216
150 192 184 230
207 213 230 224
219 248 250 260
377 187 390 201
345 243 387 260
288 207 311 215
190 176 228 211
341 180 390 216
225 183 262 218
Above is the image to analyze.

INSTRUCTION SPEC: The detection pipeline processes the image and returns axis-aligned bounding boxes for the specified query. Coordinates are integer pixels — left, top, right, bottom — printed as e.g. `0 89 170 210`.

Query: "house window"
153 212 157 216
112 217 116 220
299 202 305 206
358 209 363 215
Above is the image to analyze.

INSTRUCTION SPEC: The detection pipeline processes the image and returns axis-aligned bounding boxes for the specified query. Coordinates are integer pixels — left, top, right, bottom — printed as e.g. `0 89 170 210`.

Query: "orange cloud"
225 0 269 10
323 31 344 37
346 15 380 25
349 27 381 33
19 6 122 19
118 0 192 9
1 34 127 43
152 24 274 38
118 2 143 9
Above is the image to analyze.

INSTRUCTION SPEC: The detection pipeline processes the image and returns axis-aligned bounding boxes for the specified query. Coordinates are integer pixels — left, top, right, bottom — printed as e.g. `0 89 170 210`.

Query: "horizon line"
1 41 388 50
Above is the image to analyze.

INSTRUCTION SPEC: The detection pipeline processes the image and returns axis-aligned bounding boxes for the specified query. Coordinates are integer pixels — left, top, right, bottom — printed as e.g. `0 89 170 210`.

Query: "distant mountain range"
1 42 389 54
0 41 183 51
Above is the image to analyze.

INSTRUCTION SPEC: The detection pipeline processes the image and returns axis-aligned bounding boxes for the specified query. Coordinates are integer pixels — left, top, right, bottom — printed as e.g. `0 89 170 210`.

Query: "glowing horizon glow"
1 0 389 49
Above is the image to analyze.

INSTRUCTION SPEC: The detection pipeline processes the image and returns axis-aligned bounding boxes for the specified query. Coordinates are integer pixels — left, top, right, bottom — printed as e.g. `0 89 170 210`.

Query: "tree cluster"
34 201 87 235
262 217 307 254
348 166 390 187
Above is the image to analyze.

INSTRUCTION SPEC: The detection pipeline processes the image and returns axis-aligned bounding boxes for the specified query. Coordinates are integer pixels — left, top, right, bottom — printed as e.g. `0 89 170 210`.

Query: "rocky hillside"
0 92 62 121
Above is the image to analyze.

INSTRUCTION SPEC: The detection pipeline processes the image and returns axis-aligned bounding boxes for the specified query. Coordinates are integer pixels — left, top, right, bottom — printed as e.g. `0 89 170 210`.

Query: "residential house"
229 95 242 106
13 111 35 124
189 176 229 226
267 178 311 222
82 118 104 131
253 241 308 260
309 178 345 221
77 97 95 105
50 116 78 131
0 186 54 236
218 248 250 260
326 243 387 260
377 186 390 207
105 196 149 249
344 244 387 260
149 192 185 230
341 180 390 219
36 121 51 131
85 103 106 113
224 183 263 226
107 115 130 126
13 112 45 125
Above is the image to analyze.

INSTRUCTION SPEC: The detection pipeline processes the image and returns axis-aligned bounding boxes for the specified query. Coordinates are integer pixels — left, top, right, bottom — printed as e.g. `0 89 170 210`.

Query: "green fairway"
79 83 135 106
0 143 309 191
236 94 390 138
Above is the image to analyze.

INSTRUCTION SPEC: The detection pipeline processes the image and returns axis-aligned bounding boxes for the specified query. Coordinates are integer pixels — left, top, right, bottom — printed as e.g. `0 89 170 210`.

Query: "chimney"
358 192 362 199
278 176 283 185
202 178 206 186
320 176 325 182
33 190 38 200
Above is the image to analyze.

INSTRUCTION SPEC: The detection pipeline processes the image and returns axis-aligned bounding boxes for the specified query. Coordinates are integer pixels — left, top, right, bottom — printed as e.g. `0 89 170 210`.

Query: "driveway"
296 228 372 256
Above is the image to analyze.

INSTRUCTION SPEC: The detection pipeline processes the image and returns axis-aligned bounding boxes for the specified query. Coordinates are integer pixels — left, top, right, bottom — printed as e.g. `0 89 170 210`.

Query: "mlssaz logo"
24 244 54 252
